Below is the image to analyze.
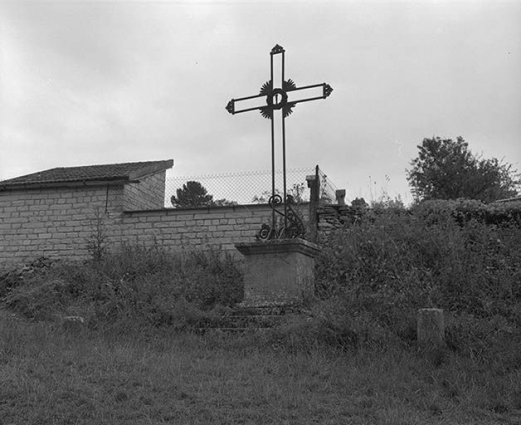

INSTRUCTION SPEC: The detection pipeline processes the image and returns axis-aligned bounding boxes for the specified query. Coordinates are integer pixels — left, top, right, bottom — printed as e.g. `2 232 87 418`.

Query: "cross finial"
271 44 285 55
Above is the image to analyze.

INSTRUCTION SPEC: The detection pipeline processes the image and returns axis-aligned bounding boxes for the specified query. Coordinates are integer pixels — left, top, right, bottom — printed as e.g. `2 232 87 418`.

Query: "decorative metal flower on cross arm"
226 44 333 241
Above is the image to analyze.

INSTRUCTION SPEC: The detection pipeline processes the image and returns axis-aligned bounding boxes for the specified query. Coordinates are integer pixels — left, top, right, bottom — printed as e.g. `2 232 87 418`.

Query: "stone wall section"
0 178 312 268
118 204 282 252
316 205 353 234
0 185 124 266
123 172 166 211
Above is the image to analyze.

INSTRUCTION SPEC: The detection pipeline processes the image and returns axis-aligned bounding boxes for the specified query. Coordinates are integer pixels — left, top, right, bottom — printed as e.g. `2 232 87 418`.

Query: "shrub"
315 202 521 351
1 245 244 328
411 199 521 227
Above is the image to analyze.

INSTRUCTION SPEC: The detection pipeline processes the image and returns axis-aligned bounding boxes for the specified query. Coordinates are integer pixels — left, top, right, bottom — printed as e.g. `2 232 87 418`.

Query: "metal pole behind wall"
270 53 276 234
315 164 320 204
282 51 288 232
306 165 320 242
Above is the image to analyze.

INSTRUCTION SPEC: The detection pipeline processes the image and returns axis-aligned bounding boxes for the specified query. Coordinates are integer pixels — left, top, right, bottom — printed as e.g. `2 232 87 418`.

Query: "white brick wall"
0 176 312 268
124 172 166 210
0 185 124 266
118 204 310 253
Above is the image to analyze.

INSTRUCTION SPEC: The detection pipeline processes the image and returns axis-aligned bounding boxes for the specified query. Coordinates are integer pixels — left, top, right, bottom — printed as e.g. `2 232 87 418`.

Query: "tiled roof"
0 160 173 190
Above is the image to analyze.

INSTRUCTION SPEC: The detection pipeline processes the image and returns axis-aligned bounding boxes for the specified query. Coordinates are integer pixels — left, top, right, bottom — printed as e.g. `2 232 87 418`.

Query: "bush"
315 201 521 352
3 201 520 362
1 245 244 328
411 199 521 226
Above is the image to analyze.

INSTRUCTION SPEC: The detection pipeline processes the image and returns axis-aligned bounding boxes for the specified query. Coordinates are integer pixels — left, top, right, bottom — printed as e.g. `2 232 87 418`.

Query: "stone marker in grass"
417 308 445 364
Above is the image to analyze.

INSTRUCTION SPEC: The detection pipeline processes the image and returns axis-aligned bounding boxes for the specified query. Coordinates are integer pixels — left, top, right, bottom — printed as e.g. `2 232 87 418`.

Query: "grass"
1 203 521 424
1 311 520 425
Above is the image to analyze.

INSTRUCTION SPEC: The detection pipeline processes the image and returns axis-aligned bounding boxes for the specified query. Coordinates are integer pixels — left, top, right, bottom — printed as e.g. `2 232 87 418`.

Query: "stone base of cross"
226 44 332 241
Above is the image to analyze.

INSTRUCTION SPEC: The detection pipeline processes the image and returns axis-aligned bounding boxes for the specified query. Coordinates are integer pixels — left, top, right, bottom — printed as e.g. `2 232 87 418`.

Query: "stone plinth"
235 238 321 307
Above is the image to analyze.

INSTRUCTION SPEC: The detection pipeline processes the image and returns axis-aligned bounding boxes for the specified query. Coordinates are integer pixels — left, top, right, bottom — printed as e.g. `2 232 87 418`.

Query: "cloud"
1 0 519 205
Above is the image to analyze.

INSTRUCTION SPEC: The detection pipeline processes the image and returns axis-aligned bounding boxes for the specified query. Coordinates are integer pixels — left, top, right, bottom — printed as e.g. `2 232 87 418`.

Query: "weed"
1 209 521 424
315 203 521 354
86 207 110 262
2 245 243 329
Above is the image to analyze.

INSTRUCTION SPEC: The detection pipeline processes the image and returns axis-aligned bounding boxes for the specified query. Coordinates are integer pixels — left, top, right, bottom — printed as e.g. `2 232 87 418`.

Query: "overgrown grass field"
1 314 520 425
1 200 520 424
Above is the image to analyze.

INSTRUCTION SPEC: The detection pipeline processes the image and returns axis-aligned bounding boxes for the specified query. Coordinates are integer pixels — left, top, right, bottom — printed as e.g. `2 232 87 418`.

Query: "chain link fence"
165 166 337 208
317 167 338 204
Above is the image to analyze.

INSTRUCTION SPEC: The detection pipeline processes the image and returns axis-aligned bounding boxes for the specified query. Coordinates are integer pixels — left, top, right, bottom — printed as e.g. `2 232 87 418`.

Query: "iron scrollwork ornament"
256 194 305 241
259 79 297 119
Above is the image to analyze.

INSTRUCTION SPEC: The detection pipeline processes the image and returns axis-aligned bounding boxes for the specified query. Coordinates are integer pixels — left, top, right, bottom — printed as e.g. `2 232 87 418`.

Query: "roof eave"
0 178 137 192
0 159 174 192
128 159 174 180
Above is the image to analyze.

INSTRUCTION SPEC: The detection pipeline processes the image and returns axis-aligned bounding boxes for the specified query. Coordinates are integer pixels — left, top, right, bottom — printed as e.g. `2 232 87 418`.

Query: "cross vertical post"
226 44 333 241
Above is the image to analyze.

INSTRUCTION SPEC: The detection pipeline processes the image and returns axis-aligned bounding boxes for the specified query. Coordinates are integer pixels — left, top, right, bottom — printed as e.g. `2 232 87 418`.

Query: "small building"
0 160 173 265
0 159 317 269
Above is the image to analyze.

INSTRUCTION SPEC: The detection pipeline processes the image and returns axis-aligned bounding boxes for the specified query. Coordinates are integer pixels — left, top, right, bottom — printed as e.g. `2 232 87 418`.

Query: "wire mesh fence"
317 167 338 204
164 166 337 208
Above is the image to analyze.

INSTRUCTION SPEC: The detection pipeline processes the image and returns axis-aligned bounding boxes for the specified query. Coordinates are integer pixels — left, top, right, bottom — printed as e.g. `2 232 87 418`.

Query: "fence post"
335 189 346 205
306 165 320 242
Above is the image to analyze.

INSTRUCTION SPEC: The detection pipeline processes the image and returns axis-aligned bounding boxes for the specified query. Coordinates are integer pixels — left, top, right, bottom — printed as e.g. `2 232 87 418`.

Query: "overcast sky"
1 0 520 205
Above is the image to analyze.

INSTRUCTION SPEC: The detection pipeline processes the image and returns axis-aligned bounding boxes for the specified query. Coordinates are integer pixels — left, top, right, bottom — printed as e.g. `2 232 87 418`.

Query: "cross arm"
225 82 333 115
285 83 333 105
225 93 266 115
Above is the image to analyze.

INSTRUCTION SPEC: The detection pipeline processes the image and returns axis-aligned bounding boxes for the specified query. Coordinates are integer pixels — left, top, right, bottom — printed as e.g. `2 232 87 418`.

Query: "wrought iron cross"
226 44 333 240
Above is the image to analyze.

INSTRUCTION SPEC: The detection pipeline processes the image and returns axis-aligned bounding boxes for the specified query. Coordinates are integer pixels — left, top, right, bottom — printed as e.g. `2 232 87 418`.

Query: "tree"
371 194 405 209
350 197 368 209
252 183 308 204
171 181 214 207
212 198 238 207
170 181 236 208
406 137 519 203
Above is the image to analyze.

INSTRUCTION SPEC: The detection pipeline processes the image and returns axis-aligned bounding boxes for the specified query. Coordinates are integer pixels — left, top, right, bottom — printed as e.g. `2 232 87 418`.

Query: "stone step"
196 303 305 333
198 327 273 335
230 303 303 316
198 314 283 330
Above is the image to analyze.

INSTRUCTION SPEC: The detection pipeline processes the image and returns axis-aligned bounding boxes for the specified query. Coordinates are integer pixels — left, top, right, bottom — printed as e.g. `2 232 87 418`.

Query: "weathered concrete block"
417 308 445 349
224 211 249 219
226 231 241 239
62 316 85 332
244 217 263 224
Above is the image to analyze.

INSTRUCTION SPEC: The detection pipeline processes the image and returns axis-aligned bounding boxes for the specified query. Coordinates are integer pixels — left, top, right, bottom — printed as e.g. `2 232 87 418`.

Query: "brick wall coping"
122 202 311 214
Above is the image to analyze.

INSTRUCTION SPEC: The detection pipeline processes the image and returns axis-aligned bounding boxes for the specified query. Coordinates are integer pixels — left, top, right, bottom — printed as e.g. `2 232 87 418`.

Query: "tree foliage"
252 183 308 204
170 181 236 208
406 137 519 203
350 197 368 209
171 181 214 208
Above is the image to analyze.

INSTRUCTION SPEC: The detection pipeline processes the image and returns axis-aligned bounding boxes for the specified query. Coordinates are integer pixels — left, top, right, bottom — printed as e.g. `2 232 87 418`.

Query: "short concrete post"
417 308 445 364
306 172 320 243
335 189 346 205
62 316 85 332
417 308 445 349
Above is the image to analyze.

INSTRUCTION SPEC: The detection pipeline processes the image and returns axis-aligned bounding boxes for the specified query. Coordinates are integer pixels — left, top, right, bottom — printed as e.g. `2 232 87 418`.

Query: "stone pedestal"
235 238 321 307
